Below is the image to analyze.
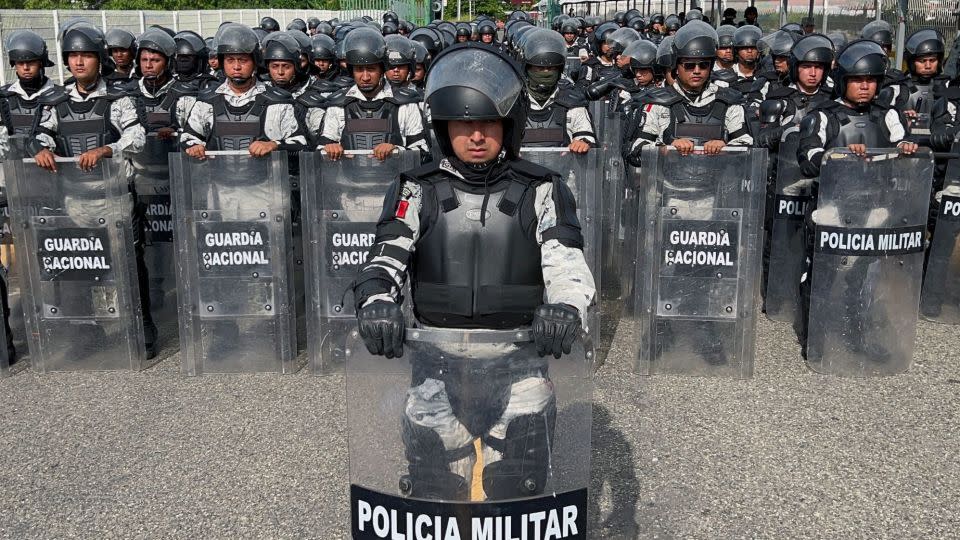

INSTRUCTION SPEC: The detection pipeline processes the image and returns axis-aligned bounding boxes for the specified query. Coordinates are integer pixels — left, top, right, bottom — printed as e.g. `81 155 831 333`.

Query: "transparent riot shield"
921 157 960 324
346 327 592 538
764 127 811 324
519 147 602 337
132 133 179 348
807 149 934 376
631 147 767 378
302 150 421 375
0 136 27 375
3 156 146 372
170 151 296 375
564 56 582 81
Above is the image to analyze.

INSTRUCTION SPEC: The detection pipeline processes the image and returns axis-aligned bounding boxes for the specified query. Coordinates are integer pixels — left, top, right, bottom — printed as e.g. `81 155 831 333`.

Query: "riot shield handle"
405 327 533 344
204 150 256 156
319 149 402 157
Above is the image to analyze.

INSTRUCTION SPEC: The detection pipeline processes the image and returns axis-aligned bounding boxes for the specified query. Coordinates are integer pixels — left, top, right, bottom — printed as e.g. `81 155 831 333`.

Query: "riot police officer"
520 30 594 152
896 29 948 142
260 17 281 34
560 18 586 57
105 28 137 85
383 35 418 91
309 34 352 96
351 44 594 499
410 41 429 90
318 28 428 161
624 21 752 165
715 24 737 71
794 39 917 356
172 31 218 91
731 24 762 93
28 25 157 357
263 32 312 97
578 21 620 85
181 24 307 157
477 19 499 46
748 29 798 102
0 30 59 137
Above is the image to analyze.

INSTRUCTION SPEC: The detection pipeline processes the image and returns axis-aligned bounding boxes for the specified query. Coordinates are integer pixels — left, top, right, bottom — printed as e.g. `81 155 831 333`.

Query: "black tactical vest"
133 88 180 177
141 90 179 131
1 91 43 136
523 103 568 146
905 79 934 114
342 99 402 150
207 93 265 151
669 100 728 144
412 176 545 329
54 98 119 157
831 105 888 148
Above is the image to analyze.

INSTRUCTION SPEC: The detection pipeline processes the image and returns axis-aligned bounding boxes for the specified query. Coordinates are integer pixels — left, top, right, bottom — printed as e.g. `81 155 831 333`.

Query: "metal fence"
0 3 428 85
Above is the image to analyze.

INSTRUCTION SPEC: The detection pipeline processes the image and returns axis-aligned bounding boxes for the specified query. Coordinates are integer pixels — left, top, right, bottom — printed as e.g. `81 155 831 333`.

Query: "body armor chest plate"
342 99 401 150
412 178 545 329
55 98 117 157
833 107 887 148
133 91 179 176
523 103 568 146
209 94 265 151
670 99 727 144
3 93 42 136
906 80 934 114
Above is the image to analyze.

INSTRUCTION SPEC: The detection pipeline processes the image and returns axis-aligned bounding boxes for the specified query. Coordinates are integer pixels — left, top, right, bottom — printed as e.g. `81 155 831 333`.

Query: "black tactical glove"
930 126 958 151
357 301 405 359
532 303 581 359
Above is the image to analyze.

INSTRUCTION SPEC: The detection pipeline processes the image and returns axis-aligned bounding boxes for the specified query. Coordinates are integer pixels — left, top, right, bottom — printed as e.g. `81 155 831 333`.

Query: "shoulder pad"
297 89 327 109
714 86 744 105
104 83 134 99
509 159 560 184
198 84 220 101
36 85 68 106
884 68 907 85
0 84 11 97
766 85 796 99
323 87 352 107
388 87 423 105
169 80 200 97
556 84 590 108
875 87 894 109
261 85 294 104
399 160 444 183
645 86 683 106
936 84 960 101
711 69 738 84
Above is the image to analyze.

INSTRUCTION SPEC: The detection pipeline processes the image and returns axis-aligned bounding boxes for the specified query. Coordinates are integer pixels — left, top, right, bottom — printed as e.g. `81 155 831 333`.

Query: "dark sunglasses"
680 60 712 71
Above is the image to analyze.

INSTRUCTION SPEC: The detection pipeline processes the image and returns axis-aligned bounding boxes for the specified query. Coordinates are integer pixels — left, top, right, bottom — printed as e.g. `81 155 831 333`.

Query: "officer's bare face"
448 119 503 164
616 54 630 68
223 54 255 80
138 50 167 79
208 55 220 70
353 64 384 92
634 67 654 86
563 32 577 44
913 54 939 77
386 65 410 84
796 62 825 92
676 58 712 92
313 58 333 72
14 59 42 80
67 52 100 85
717 47 734 63
413 63 426 82
737 47 759 63
110 47 133 68
773 55 789 74
481 34 494 44
268 60 296 85
844 75 878 104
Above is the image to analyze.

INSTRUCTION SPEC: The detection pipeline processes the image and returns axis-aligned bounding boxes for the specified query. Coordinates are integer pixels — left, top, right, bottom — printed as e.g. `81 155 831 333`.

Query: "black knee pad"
481 400 557 500
400 416 469 500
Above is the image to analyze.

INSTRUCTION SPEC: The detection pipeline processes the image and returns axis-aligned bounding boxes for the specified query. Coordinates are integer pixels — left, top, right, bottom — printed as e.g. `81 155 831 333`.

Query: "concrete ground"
1 305 958 539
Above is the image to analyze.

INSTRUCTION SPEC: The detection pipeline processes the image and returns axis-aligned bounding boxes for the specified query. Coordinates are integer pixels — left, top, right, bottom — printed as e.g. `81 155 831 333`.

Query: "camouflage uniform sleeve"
317 105 345 145
108 96 146 155
883 108 909 145
533 181 596 328
354 179 423 309
265 103 308 150
0 127 8 161
181 100 213 148
398 102 429 153
627 102 668 155
566 105 596 144
723 103 753 146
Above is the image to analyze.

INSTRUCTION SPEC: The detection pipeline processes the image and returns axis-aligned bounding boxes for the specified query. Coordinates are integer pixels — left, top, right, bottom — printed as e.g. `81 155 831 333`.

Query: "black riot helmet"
606 27 640 57
382 11 399 24
656 35 676 71
684 9 705 23
664 15 681 33
833 39 888 90
289 30 312 59
585 16 601 30
135 27 176 77
253 27 269 43
904 28 945 75
342 27 387 67
650 13 666 26
382 21 399 36
789 33 834 83
5 30 54 67
672 20 717 60
592 21 619 54
384 34 416 73
455 23 472 41
522 28 566 67
613 11 628 26
411 40 429 67
311 34 337 61
551 15 567 32
262 31 302 66
733 24 761 49
627 16 646 33
174 30 207 57
761 29 798 59
828 32 848 50
287 18 308 34
622 39 658 74
105 28 136 52
317 21 334 37
717 24 736 48
780 22 804 37
260 17 281 33
560 18 581 36
508 10 530 22
425 44 527 159
216 23 262 66
860 20 893 51
61 26 114 75
308 17 321 31
478 20 498 39
410 27 443 57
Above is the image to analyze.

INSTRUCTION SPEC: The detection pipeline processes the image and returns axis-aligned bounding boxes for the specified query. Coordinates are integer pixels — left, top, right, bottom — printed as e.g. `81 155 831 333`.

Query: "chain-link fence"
0 4 428 85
